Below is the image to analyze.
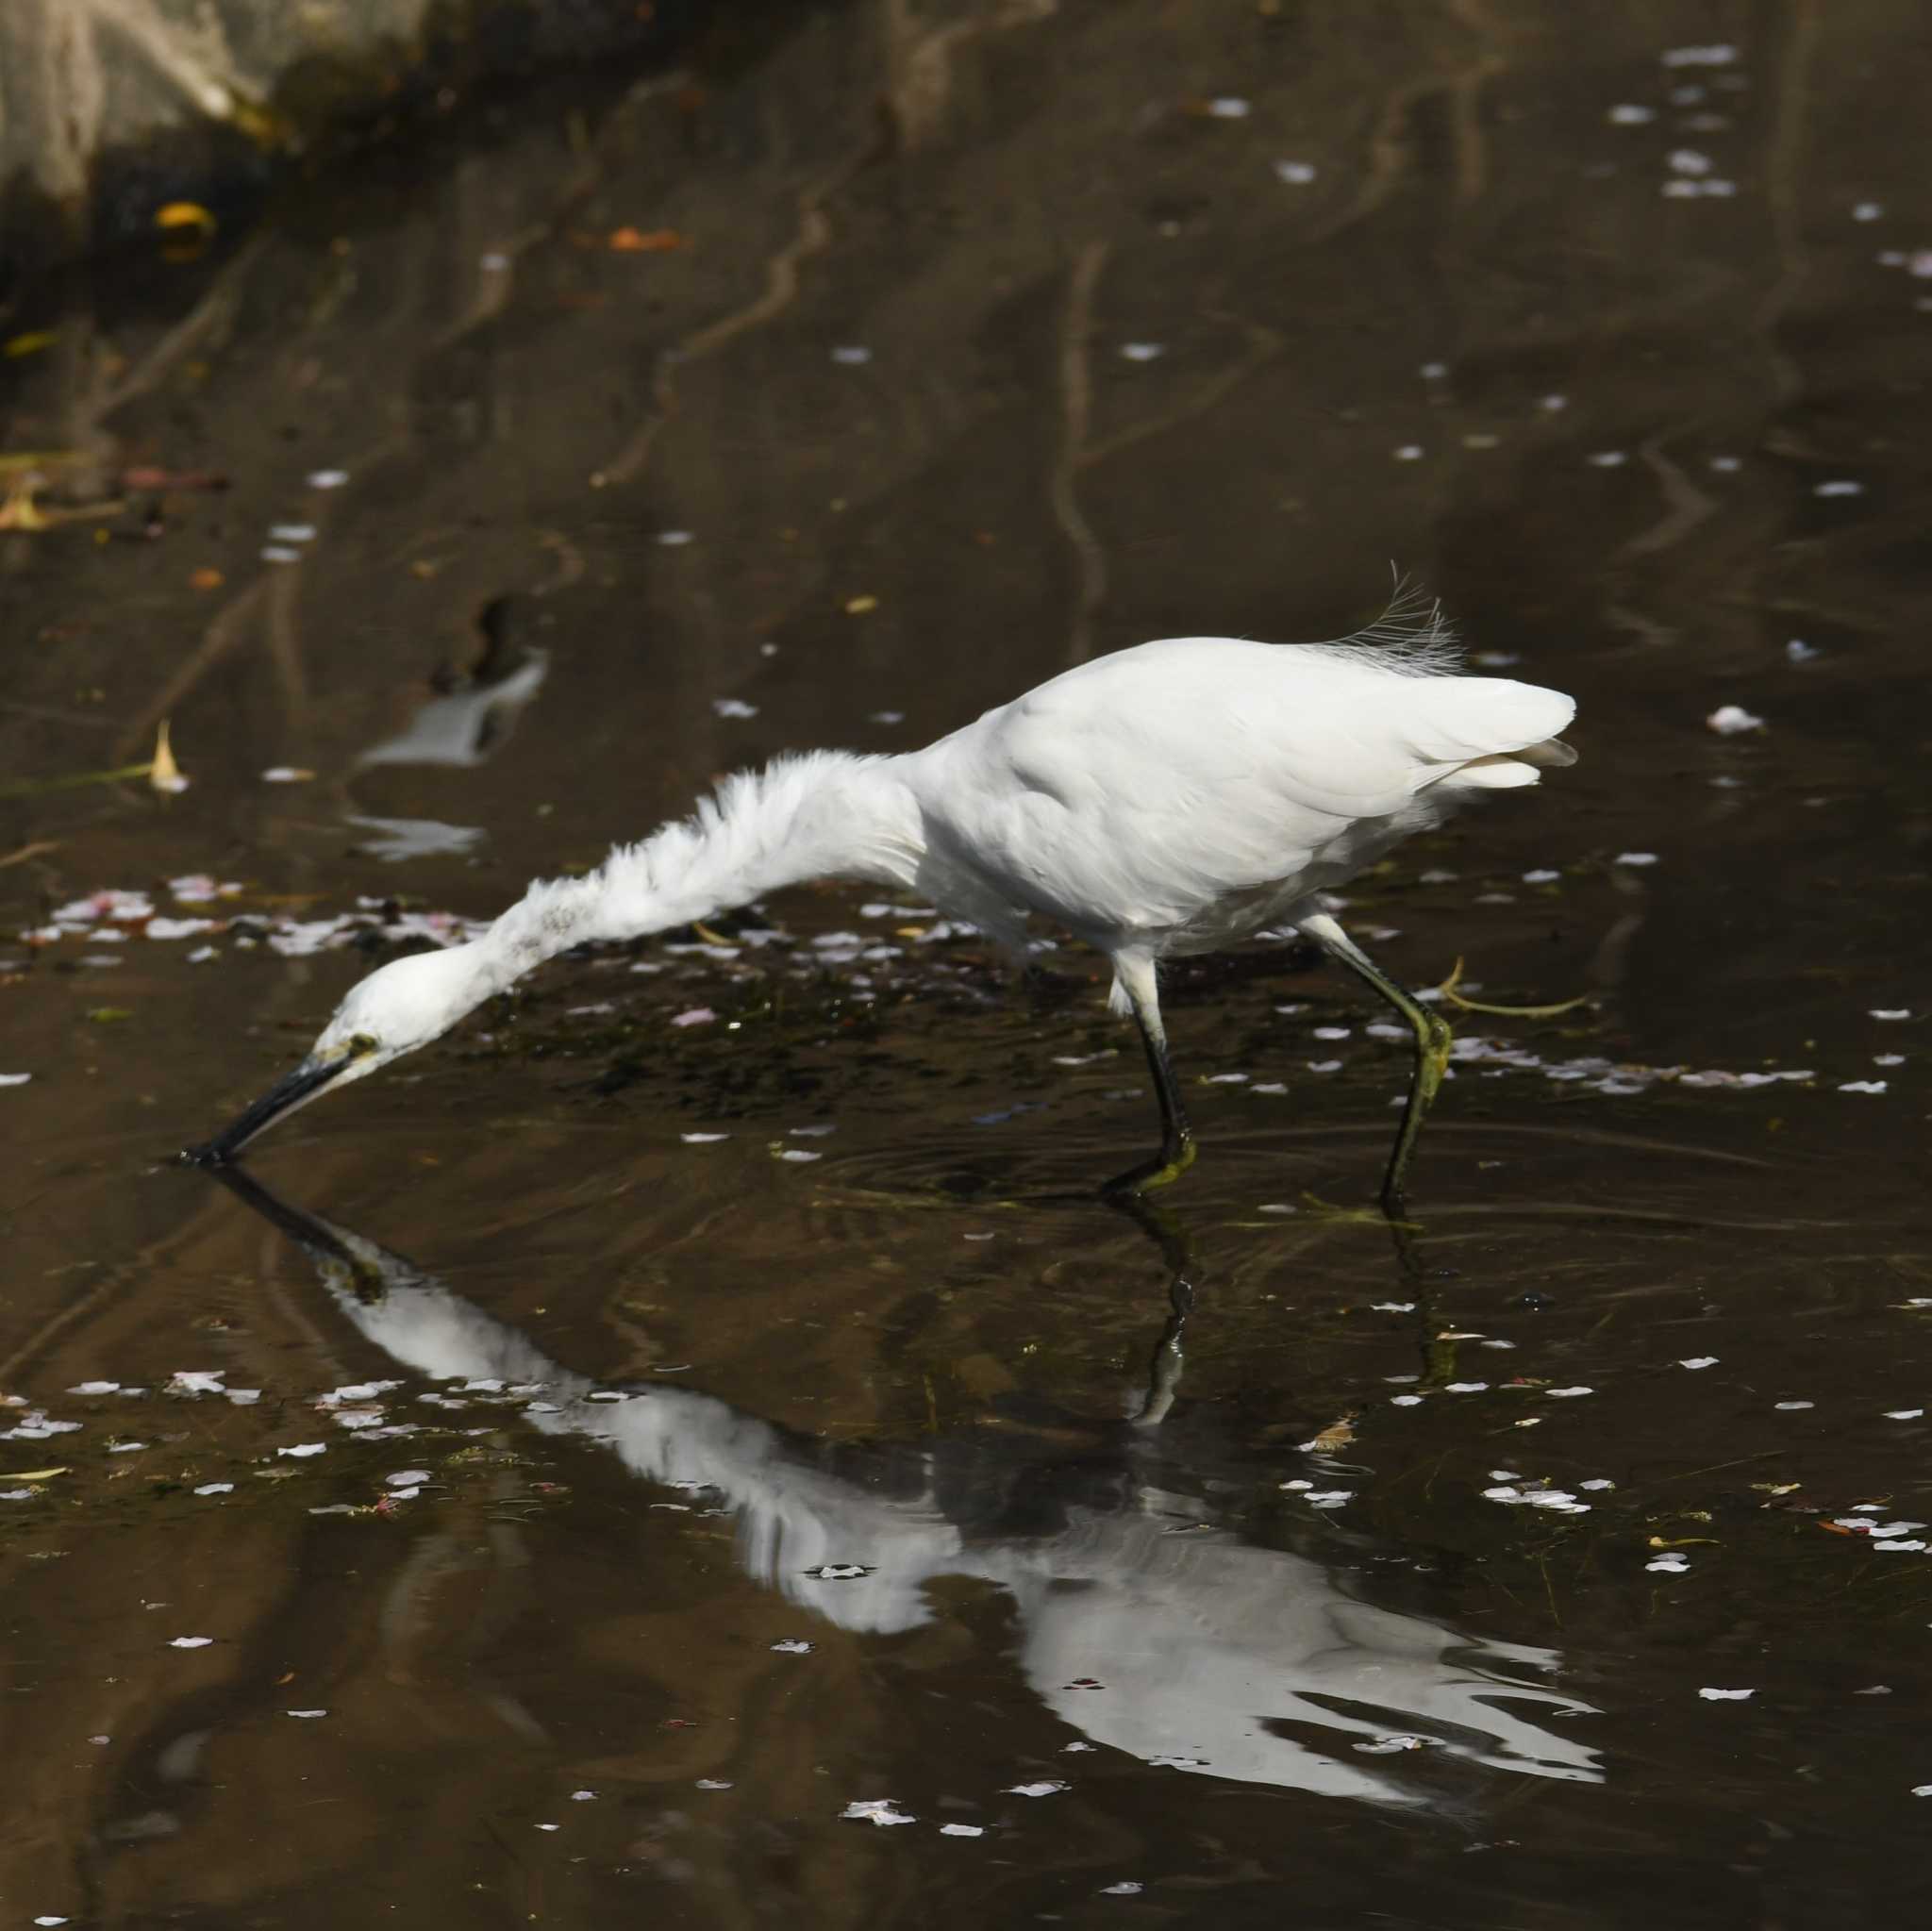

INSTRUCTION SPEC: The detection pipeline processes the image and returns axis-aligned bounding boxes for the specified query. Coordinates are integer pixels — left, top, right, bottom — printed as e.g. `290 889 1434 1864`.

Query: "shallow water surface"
4 5 1931 1926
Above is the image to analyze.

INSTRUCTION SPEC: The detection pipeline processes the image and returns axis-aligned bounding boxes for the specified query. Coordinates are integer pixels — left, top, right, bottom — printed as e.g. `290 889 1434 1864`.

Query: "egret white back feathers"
191 607 1576 1206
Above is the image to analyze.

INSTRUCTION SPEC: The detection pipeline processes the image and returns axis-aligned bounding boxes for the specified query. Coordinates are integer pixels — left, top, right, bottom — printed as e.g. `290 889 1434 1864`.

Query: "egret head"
187 943 494 1164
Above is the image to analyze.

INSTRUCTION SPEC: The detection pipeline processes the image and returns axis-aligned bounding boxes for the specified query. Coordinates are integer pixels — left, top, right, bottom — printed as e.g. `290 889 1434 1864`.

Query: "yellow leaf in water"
1305 1416 1357 1453
156 202 217 235
150 718 190 794
843 594 879 615
3 330 58 358
3 1467 69 1481
188 566 224 591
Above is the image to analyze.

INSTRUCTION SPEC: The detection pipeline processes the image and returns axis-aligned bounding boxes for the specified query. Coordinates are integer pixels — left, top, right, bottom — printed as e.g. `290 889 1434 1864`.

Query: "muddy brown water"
4 5 1931 1925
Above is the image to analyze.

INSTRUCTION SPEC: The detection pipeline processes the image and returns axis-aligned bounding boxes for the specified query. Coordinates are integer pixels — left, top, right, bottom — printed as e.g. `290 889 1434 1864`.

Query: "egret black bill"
183 1051 355 1165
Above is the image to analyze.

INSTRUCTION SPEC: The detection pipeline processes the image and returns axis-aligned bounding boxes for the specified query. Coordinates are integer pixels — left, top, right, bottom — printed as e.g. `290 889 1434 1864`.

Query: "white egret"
188 601 1576 1207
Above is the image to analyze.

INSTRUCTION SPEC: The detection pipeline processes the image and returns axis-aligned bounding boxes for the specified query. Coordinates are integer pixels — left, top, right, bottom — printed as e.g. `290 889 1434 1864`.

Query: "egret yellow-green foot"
1300 911 1455 1221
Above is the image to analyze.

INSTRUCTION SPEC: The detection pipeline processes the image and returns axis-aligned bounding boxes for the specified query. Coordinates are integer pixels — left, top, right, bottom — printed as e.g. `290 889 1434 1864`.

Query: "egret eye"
349 1033 379 1057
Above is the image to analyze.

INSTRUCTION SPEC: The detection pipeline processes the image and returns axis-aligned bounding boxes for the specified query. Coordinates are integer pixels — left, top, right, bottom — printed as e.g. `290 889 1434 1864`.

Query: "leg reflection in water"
204 1166 1602 1805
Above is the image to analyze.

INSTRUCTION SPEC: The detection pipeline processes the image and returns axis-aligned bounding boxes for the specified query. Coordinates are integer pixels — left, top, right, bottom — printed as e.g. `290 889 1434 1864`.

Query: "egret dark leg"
1103 957 1196 1197
1301 911 1453 1218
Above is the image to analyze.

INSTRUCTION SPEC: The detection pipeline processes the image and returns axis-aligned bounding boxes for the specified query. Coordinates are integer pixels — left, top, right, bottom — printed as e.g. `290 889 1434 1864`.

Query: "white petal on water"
1444 1382 1490 1394
1660 43 1738 67
1679 1357 1720 1370
1274 159 1317 184
1615 851 1659 866
193 1483 234 1496
1206 96 1250 118
307 468 349 488
69 1381 120 1395
388 1470 432 1486
1392 443 1424 461
1774 1401 1814 1410
1545 1387 1594 1398
1005 1780 1068 1797
940 1823 985 1837
286 1708 327 1718
695 1779 734 1790
1839 1080 1888 1094
1390 1394 1424 1407
1707 704 1764 734
1814 479 1864 497
830 344 872 365
169 1637 214 1649
571 1790 597 1801
1119 341 1165 362
680 1131 729 1143
1587 450 1627 468
276 1442 326 1457
771 1639 815 1654
841 1798 917 1826
1646 1555 1690 1573
1884 1409 1924 1421
1607 104 1655 125
1698 1687 1755 1701
1871 1008 1911 1021
1581 1478 1617 1490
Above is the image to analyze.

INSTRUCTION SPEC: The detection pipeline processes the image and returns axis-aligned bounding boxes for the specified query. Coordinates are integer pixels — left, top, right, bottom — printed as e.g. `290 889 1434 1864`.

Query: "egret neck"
479 749 920 989
186 751 921 1162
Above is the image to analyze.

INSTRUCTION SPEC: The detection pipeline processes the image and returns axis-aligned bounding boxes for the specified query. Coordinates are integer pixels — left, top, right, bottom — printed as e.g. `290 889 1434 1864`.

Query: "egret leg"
1300 911 1453 1218
1103 957 1196 1197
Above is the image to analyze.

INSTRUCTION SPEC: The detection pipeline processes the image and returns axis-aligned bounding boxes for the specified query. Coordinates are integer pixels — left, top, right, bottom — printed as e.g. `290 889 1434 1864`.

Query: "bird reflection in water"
211 1168 1601 1806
